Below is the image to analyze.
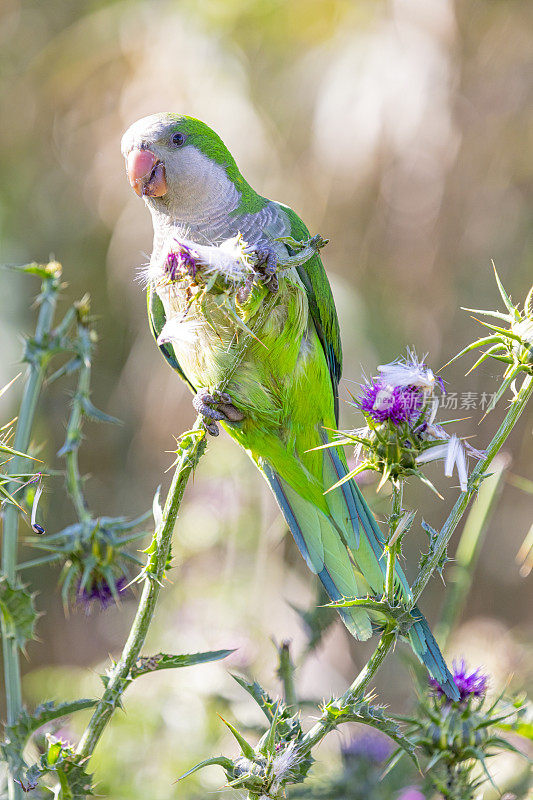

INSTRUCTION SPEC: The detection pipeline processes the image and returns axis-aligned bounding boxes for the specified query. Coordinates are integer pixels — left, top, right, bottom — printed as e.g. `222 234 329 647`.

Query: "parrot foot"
246 243 279 293
193 389 245 436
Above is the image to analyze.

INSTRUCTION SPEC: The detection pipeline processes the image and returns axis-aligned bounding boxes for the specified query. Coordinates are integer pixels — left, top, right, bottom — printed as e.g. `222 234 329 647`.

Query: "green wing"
146 285 196 393
277 204 343 422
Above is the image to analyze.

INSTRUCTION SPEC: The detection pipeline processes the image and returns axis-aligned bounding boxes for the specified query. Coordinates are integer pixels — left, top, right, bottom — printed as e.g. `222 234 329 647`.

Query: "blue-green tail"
260 442 459 701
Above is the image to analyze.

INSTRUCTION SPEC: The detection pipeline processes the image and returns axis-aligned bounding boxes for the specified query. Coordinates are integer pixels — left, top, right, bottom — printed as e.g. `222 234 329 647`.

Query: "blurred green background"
1 0 532 797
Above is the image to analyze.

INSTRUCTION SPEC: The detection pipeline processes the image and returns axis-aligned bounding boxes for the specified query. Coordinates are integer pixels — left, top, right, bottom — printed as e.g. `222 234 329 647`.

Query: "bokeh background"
1 0 532 797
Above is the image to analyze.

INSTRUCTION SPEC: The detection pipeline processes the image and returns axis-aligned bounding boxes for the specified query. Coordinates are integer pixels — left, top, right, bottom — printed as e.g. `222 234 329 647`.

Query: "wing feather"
146 285 196 393
274 203 343 423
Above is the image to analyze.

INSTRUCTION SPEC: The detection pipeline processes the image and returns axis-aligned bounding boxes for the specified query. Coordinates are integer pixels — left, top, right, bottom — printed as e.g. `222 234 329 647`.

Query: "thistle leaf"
231 674 278 723
1 700 97 785
218 716 256 760
461 307 512 322
0 577 39 650
326 696 419 767
263 704 279 756
80 396 121 425
440 336 503 369
130 649 234 679
177 756 235 783
492 262 518 317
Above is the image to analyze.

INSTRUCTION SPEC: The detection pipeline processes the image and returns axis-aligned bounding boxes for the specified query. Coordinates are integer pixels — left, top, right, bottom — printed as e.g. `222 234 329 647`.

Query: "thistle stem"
76 420 206 759
63 323 92 524
385 481 403 604
412 373 533 604
1 270 60 800
277 641 297 709
436 455 508 648
299 630 396 753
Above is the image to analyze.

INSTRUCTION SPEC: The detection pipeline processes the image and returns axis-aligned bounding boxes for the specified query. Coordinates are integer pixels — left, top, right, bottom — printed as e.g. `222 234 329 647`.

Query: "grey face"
122 115 235 221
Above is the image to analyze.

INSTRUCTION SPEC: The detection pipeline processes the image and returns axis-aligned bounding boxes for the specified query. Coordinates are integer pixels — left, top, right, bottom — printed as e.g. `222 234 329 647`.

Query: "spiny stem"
76 419 207 759
436 455 508 648
385 481 403 604
412 373 533 604
277 641 297 710
299 630 396 753
342 628 396 702
1 268 61 800
63 322 92 523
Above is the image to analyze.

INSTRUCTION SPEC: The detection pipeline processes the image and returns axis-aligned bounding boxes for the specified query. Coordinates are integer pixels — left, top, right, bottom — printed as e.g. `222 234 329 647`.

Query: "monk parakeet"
121 113 458 699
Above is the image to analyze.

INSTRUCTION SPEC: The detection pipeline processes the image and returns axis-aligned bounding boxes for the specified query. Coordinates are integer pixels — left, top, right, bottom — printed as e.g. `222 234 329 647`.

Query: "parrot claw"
246 243 279 293
193 389 245 436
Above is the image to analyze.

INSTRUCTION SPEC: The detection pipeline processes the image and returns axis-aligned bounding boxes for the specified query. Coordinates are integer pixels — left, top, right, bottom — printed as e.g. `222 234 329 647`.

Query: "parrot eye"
170 132 186 147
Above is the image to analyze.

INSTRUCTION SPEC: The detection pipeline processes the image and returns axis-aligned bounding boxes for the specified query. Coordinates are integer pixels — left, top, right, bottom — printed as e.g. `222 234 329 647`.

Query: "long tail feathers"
408 608 460 701
260 444 459 700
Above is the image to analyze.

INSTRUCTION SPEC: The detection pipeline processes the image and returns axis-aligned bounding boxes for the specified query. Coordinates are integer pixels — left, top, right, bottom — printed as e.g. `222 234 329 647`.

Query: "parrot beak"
126 149 168 198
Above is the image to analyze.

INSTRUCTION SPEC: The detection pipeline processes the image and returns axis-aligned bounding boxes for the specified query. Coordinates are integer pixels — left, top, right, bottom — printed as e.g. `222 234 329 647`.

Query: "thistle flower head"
357 379 423 426
76 574 128 612
408 660 526 799
179 677 313 797
29 513 149 611
429 659 488 704
334 350 483 494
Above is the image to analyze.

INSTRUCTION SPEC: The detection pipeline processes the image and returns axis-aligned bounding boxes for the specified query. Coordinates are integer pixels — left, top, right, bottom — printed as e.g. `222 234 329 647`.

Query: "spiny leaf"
25 748 94 800
492 262 518 317
231 674 278 723
471 316 523 343
263 704 279 756
327 696 419 767
461 306 512 322
325 597 390 613
464 344 509 375
218 716 256 760
177 756 235 783
0 577 39 650
1 700 97 784
80 396 121 425
5 261 62 280
418 520 447 575
130 649 234 679
440 335 503 369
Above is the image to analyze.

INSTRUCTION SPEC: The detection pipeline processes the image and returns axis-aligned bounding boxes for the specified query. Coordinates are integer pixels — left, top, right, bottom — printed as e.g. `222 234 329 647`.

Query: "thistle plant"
174 269 532 799
1 257 531 800
405 660 528 800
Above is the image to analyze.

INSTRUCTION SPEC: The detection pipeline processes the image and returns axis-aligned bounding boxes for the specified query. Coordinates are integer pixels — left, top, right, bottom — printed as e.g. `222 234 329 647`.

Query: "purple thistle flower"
357 379 424 426
430 659 488 703
341 731 393 763
77 575 128 612
166 242 200 281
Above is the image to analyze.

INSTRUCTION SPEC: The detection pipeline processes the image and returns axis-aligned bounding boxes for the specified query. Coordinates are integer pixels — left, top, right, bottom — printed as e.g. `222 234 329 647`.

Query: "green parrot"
121 113 458 699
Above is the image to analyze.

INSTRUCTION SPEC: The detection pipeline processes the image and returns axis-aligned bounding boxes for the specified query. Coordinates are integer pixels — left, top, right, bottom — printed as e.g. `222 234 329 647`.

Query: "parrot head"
121 113 242 217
